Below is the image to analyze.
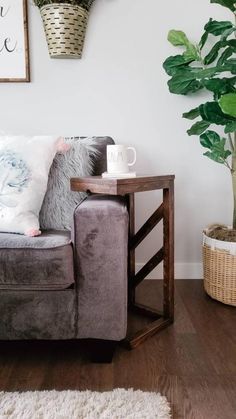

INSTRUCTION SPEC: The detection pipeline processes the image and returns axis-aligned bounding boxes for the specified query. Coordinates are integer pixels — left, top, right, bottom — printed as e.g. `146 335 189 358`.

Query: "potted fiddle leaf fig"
163 0 236 306
33 0 95 58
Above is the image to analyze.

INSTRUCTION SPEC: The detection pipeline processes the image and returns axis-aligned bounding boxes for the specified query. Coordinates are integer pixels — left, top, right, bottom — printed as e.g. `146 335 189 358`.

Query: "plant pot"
203 229 236 306
40 3 89 58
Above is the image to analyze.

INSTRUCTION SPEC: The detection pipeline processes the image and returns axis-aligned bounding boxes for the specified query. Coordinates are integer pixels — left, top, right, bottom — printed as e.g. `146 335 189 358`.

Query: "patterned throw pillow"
0 135 66 236
39 137 100 231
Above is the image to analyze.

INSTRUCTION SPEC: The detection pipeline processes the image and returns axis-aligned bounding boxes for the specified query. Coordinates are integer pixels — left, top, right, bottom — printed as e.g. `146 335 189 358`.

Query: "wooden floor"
1 280 236 419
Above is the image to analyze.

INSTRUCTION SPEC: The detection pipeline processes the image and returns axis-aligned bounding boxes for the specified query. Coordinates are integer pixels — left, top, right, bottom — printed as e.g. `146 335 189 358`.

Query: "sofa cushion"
0 231 74 291
89 136 114 175
39 137 99 231
39 137 115 231
0 135 63 236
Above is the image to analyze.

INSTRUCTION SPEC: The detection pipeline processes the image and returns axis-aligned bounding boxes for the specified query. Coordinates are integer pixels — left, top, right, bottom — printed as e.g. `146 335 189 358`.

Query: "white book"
102 172 136 179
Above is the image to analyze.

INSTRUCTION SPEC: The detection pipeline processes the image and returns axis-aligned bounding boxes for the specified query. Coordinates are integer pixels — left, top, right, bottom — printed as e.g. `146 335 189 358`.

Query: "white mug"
107 145 137 174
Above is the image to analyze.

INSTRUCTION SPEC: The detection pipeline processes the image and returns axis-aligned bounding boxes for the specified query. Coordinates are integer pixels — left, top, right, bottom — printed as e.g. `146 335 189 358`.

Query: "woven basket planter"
40 3 89 58
203 231 236 306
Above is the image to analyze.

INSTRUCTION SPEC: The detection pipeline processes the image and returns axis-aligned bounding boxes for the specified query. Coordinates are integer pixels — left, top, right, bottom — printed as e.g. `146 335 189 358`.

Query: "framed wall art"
0 0 30 82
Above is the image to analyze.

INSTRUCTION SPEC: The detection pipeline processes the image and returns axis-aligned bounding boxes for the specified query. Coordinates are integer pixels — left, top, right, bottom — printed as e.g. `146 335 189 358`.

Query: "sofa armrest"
72 194 129 341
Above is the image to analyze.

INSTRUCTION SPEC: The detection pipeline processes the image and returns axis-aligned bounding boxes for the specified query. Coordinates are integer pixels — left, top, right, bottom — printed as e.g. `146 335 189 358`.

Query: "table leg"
163 184 175 321
127 193 135 305
124 181 175 349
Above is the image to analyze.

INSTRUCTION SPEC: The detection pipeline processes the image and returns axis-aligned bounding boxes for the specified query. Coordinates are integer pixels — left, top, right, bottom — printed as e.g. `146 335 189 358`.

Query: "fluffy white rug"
0 388 171 419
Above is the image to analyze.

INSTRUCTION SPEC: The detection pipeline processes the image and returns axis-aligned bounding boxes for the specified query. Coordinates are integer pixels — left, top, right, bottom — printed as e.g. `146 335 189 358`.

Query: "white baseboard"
135 262 203 280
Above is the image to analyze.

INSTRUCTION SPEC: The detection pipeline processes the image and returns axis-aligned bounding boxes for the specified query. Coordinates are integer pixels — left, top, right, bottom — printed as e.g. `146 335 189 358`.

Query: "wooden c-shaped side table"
71 175 175 349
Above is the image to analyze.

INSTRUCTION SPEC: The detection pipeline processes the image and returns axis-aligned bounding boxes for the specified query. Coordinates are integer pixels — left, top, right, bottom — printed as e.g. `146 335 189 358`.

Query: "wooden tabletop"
71 175 175 196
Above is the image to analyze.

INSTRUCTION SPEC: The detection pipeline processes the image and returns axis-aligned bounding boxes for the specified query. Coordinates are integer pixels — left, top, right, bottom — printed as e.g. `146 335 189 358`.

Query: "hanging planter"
34 1 95 58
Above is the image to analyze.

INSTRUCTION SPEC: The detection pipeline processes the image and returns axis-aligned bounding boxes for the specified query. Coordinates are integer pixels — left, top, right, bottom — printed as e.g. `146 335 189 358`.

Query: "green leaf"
200 130 221 148
200 19 234 51
204 41 223 65
210 0 236 12
225 121 236 133
202 77 236 99
226 59 236 74
167 30 200 61
199 31 209 50
168 30 189 46
200 130 232 164
183 64 232 79
225 150 232 158
166 64 230 96
226 58 236 66
187 121 211 136
214 39 236 65
204 146 231 160
219 93 236 117
217 47 234 66
199 63 236 76
190 68 216 78
163 55 193 76
167 70 203 95
227 39 236 48
183 44 200 61
227 62 236 74
168 76 202 95
204 151 225 163
182 107 200 120
166 62 236 96
199 102 235 125
192 67 221 78
204 19 233 36
221 27 235 40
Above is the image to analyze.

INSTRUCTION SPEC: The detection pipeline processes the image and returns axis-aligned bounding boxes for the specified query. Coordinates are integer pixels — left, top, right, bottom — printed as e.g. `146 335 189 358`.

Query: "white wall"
0 0 233 278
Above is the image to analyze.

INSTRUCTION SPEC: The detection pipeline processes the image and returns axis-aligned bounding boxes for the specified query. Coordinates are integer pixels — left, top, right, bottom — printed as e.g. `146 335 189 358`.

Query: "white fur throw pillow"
39 137 100 231
0 135 66 236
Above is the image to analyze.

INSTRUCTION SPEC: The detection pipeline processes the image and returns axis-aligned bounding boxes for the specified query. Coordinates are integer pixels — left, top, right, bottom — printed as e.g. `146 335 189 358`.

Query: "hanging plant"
33 1 95 11
33 0 96 58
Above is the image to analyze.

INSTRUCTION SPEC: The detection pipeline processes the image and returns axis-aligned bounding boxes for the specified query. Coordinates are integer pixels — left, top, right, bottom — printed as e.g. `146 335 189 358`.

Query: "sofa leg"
87 339 117 363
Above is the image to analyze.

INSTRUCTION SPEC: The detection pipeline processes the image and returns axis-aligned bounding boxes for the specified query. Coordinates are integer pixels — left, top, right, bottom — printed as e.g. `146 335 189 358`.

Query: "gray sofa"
0 137 129 361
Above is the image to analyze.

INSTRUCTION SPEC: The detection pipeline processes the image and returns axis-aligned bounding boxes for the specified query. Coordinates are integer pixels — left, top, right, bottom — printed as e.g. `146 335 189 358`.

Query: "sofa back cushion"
39 136 114 231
